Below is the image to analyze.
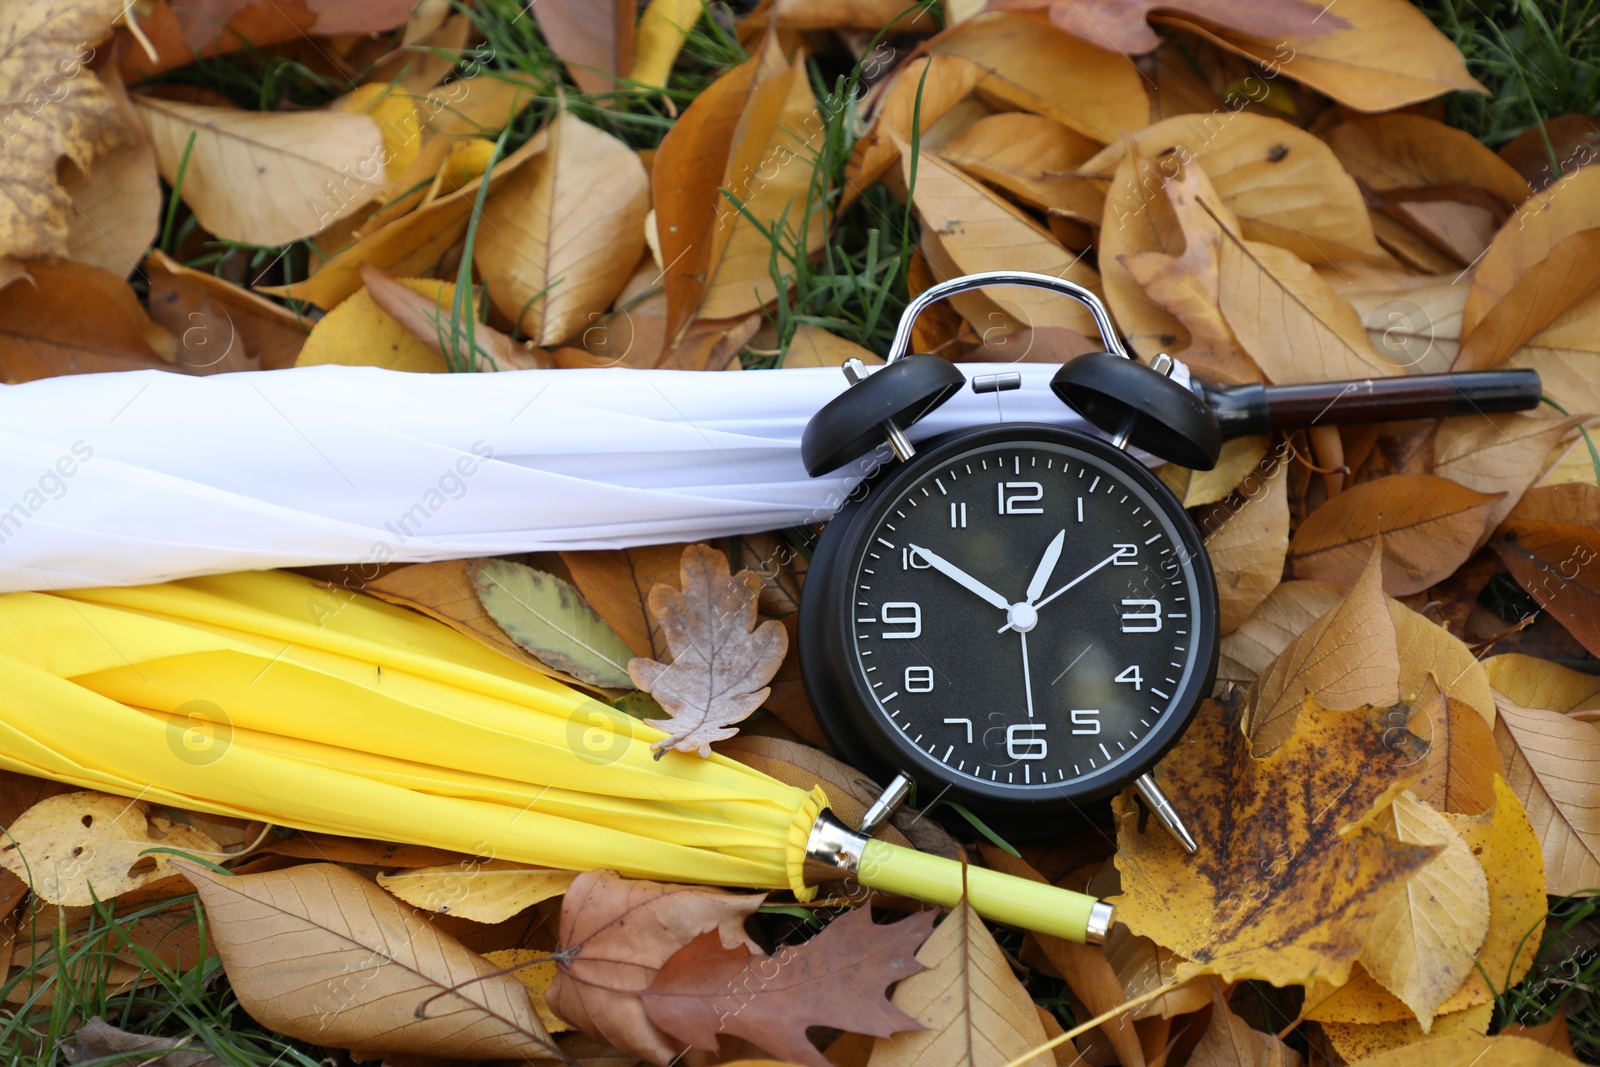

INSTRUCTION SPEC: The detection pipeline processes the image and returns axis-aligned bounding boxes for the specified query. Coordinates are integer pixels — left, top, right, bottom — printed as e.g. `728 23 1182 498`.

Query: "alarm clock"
798 271 1222 850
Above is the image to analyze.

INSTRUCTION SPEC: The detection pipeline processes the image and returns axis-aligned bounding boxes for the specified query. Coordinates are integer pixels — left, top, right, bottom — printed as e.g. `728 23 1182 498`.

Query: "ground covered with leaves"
4 0 1600 1065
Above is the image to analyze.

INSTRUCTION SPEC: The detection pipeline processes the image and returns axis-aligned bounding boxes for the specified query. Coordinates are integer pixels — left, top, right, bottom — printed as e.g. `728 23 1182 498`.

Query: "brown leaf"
862 902 1041 1067
1248 546 1399 754
937 112 1100 217
256 832 474 869
1493 693 1600 896
846 55 985 195
0 260 179 382
644 907 931 1067
1502 115 1600 189
1484 653 1600 714
561 545 690 660
549 870 765 1066
1433 411 1585 534
927 14 1148 142
476 108 649 346
61 1017 223 1067
1205 455 1289 634
1187 982 1302 1067
1410 693 1503 816
177 861 561 1060
358 263 548 371
1388 599 1497 728
989 0 1336 55
714 735 913 849
628 544 789 756
364 559 552 673
530 0 633 95
1217 580 1345 686
1112 691 1438 987
1491 484 1600 658
120 0 413 79
0 0 128 260
1288 475 1502 595
144 250 307 370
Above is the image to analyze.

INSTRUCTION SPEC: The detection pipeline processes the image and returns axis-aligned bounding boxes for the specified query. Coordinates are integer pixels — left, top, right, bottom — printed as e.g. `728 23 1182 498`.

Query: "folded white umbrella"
0 363 1174 592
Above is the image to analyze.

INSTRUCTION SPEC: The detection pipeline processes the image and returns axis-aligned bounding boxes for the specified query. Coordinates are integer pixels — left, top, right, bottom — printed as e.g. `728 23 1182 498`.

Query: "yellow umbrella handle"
803 810 1113 944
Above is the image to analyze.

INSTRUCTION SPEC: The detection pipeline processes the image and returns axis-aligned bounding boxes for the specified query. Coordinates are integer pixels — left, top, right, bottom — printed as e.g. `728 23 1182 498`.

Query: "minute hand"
907 544 1010 611
999 550 1121 633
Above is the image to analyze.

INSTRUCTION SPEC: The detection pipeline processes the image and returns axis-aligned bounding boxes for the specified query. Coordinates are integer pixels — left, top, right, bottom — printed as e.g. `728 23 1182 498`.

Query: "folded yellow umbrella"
0 571 1110 943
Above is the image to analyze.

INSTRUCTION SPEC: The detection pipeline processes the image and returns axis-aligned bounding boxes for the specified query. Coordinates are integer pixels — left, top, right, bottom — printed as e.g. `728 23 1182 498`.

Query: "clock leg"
1135 773 1199 854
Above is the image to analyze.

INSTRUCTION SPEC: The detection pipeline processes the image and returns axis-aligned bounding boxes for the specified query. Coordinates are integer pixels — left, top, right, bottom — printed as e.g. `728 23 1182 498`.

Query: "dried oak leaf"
1112 690 1438 987
0 0 129 259
629 544 788 757
548 869 766 1066
642 905 932 1067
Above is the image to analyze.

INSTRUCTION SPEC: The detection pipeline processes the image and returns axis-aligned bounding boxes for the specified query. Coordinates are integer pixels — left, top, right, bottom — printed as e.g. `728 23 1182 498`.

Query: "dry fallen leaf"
714 735 913 849
359 263 548 371
1186 981 1302 1067
628 544 788 757
644 906 931 1067
143 249 307 371
1319 1002 1493 1063
1217 580 1345 686
178 861 561 1060
864 902 1039 1067
846 54 986 194
560 545 691 660
1492 484 1600 658
1288 474 1502 595
530 0 634 95
364 559 552 674
0 0 128 260
474 558 638 690
0 791 219 906
1357 791 1489 1030
1485 653 1600 714
1434 411 1584 534
990 0 1336 55
937 111 1100 217
1409 693 1503 816
1325 1032 1581 1066
1493 691 1600 896
1205 456 1289 634
61 1016 223 1067
483 949 571 1035
134 96 386 246
61 61 161 276
0 260 178 382
476 107 649 346
1112 690 1437 987
378 860 577 925
549 869 765 1066
295 275 474 373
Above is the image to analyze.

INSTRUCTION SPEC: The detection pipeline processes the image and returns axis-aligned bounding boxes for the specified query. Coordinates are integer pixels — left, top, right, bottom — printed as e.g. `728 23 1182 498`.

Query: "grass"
1421 0 1600 152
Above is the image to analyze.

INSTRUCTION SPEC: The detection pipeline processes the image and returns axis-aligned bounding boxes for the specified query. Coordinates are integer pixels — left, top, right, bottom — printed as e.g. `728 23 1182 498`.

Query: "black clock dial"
801 424 1217 813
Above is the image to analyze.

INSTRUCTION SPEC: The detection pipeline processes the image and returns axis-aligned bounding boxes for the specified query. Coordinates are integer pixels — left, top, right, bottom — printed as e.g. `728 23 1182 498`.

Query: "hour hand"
906 544 1010 611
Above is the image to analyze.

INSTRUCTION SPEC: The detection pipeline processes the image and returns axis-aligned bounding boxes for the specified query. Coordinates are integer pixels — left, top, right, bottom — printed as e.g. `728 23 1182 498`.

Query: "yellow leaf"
334 81 421 182
900 142 1101 338
928 14 1147 143
937 112 1100 217
1111 691 1437 987
1159 435 1270 508
1204 454 1289 634
483 949 572 1034
1217 580 1344 686
1388 601 1496 728
866 901 1048 1067
1484 654 1600 715
1170 0 1486 112
379 860 577 924
847 55 985 194
296 276 468 372
1434 411 1585 533
632 0 701 88
1493 691 1600 896
1358 792 1489 1029
134 96 385 246
476 108 649 346
1248 545 1399 754
60 65 160 277
1321 1002 1492 1063
0 0 129 259
0 791 219 906
780 323 883 368
1318 1033 1580 1067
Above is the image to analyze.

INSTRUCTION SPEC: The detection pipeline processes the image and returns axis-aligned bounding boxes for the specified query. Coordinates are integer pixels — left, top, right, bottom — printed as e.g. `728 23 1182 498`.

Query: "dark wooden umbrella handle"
1199 369 1544 439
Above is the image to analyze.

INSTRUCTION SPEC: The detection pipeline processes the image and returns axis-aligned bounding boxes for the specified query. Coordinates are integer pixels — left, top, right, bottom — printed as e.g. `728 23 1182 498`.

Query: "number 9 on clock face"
800 424 1219 822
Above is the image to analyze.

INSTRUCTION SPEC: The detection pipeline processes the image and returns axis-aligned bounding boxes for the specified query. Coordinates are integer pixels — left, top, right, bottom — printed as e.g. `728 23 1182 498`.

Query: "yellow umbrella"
0 571 1110 943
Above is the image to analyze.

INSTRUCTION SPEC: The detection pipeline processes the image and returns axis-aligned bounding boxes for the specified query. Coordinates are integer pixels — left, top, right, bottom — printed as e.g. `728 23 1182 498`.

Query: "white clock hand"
999 549 1121 633
906 544 1010 612
1020 630 1035 719
1026 529 1066 606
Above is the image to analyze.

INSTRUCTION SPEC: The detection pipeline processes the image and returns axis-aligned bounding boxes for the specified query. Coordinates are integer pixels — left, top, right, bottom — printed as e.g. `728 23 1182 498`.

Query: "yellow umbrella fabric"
0 570 825 897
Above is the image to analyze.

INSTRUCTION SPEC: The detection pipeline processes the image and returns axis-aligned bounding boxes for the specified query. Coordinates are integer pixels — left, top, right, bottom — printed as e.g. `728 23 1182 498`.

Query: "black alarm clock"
798 271 1223 850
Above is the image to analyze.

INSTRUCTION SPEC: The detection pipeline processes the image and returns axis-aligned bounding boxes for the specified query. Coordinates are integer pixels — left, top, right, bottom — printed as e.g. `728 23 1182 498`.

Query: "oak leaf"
987 0 1336 55
549 870 765 1066
1111 690 1438 987
176 861 561 1060
0 0 128 260
1493 692 1600 895
561 545 690 660
628 544 788 756
0 791 219 906
644 906 932 1067
1288 474 1502 595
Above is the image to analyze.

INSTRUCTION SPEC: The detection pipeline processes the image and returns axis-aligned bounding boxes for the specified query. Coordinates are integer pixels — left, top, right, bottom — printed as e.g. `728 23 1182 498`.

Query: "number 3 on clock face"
799 423 1219 825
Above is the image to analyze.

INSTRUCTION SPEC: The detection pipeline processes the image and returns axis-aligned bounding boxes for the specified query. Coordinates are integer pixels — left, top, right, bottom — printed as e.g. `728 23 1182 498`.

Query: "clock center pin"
1007 601 1039 633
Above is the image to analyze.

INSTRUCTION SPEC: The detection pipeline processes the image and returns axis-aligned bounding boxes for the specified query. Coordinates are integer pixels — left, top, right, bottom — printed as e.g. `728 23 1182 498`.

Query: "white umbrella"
0 362 1158 592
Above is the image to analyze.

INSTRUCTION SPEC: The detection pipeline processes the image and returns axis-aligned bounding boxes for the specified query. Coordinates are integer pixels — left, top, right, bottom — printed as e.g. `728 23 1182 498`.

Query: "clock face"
826 428 1216 806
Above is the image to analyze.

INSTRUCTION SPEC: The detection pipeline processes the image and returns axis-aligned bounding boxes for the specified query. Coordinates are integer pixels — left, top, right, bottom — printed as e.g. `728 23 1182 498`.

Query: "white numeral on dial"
949 502 967 528
905 665 934 692
998 481 1044 514
1120 599 1163 633
1070 709 1100 735
1113 543 1138 565
880 602 922 639
944 717 973 743
902 547 932 570
1115 665 1143 690
1006 723 1048 760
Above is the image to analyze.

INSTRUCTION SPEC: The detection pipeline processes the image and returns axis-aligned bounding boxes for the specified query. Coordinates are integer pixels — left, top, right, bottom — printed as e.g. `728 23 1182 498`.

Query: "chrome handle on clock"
883 270 1132 365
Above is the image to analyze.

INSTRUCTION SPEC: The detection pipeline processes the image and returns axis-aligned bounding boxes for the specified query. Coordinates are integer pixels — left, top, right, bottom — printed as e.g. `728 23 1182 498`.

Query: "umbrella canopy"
0 569 824 894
